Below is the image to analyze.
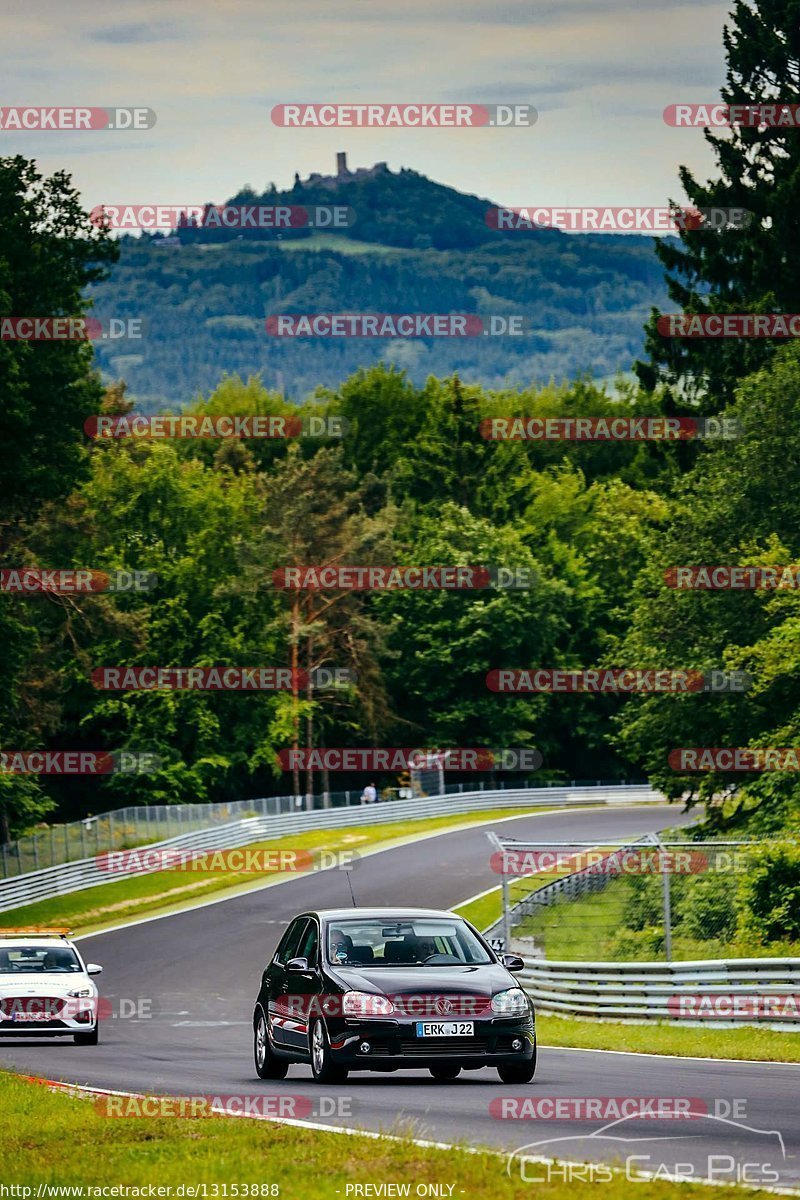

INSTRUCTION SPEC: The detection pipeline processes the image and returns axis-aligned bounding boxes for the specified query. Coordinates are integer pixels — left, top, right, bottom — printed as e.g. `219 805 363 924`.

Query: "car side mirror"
501 953 525 972
286 956 309 972
86 963 103 976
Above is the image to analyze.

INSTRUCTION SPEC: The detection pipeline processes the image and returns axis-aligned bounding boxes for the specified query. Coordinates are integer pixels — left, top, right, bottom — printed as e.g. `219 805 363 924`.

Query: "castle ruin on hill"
298 152 390 190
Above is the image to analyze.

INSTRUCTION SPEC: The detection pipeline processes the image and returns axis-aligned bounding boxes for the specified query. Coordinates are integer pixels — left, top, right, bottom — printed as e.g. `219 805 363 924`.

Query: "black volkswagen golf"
253 907 536 1083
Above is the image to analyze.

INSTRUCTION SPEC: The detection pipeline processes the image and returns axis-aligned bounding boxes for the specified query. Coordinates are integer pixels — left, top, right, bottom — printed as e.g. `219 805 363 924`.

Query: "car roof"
312 908 459 922
0 937 75 947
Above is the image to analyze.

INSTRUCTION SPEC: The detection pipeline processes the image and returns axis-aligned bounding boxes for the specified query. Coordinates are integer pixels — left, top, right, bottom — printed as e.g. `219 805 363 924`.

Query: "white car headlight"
342 991 394 1017
67 988 93 998
491 987 528 1017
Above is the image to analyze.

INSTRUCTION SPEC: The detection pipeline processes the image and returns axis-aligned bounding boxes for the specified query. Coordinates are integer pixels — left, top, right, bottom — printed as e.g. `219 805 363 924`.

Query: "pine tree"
637 0 800 407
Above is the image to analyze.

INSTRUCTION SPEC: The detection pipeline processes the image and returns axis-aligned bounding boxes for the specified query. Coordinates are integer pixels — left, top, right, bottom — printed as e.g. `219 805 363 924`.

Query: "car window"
276 918 308 964
297 920 318 965
0 946 82 973
325 918 492 965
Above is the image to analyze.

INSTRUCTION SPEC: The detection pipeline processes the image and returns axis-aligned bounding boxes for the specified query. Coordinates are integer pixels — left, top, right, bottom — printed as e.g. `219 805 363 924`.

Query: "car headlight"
491 987 529 1016
342 991 394 1017
67 988 93 998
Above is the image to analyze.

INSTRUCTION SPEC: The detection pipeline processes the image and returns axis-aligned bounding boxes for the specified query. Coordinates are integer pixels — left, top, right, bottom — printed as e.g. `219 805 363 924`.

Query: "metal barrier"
0 783 662 914
518 955 800 1026
0 778 650 879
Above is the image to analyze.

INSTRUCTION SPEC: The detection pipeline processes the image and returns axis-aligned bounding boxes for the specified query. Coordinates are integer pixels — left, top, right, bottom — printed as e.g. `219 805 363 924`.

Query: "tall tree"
637 0 800 406
0 158 116 838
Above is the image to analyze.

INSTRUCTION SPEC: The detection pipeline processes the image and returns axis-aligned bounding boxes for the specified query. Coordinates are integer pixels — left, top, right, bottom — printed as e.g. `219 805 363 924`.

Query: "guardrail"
0 783 662 914
0 777 650 878
518 956 800 1027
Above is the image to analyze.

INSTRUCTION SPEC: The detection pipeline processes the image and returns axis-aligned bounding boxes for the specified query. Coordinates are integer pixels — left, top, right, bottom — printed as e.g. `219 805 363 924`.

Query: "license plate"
11 1011 52 1022
415 1021 474 1037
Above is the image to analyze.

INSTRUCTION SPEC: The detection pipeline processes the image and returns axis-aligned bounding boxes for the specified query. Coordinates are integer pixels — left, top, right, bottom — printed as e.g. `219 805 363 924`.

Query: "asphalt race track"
2 804 799 1190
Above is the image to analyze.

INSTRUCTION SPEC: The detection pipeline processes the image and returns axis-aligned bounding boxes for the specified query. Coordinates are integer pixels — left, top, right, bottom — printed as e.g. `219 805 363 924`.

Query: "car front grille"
0 996 65 1016
399 1037 490 1057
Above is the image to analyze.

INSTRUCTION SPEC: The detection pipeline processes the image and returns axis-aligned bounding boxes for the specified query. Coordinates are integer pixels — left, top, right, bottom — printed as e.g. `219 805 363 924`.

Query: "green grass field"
537 1014 800 1061
276 232 411 255
1 1071 766 1198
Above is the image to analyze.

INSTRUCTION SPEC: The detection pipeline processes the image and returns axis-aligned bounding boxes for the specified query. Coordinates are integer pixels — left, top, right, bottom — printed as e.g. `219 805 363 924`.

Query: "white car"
0 929 102 1044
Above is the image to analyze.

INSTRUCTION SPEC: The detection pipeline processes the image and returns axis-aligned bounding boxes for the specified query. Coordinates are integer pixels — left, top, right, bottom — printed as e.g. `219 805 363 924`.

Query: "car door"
282 917 321 1051
266 917 308 1048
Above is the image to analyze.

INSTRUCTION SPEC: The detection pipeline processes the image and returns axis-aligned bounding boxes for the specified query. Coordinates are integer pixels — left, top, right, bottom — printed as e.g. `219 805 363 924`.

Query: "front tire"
497 1045 536 1084
309 1018 348 1083
430 1065 461 1081
254 1012 289 1079
74 1027 98 1045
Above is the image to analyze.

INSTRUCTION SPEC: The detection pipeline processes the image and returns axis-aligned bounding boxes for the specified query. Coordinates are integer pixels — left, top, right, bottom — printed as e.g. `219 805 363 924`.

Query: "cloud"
88 21 184 44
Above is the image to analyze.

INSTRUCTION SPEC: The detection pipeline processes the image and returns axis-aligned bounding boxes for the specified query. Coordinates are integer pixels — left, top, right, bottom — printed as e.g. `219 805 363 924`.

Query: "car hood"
327 962 515 997
0 974 93 993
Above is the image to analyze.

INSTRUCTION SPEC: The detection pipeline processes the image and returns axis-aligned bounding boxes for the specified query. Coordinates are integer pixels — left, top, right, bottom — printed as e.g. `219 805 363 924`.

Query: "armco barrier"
518 956 800 1027
0 783 661 914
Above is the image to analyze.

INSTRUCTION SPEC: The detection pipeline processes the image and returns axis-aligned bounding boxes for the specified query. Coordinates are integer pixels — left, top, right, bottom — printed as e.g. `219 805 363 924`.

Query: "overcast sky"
1 0 732 216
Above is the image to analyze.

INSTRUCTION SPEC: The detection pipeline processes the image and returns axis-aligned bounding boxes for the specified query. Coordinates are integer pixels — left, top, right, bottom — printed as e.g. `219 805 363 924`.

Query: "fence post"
502 874 511 952
653 833 672 962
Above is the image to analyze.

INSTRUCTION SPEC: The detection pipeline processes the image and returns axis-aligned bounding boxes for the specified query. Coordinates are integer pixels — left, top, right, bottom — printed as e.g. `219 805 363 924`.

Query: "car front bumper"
327 1016 536 1069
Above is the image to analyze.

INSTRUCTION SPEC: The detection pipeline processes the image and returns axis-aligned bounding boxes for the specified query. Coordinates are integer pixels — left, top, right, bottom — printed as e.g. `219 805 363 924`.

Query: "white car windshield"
0 946 82 973
327 918 492 966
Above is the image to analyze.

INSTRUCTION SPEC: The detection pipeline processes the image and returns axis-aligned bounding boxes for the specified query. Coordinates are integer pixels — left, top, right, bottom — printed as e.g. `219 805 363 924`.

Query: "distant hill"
88 156 670 407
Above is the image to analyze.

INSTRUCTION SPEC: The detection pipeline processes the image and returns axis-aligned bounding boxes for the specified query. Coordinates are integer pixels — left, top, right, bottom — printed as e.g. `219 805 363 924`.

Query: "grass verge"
538 1014 800 1062
1 1071 765 1197
2 807 562 936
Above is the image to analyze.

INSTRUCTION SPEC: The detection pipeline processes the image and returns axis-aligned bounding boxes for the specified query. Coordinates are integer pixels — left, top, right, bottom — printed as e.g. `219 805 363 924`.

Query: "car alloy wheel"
309 1018 348 1084
254 1012 288 1080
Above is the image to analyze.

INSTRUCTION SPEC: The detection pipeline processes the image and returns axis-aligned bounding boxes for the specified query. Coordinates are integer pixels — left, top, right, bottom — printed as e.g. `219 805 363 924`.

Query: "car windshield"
0 946 82 974
326 918 492 966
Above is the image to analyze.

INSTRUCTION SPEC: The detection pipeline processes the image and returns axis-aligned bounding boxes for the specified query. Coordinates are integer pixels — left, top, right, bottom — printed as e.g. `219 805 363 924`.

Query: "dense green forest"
88 173 670 406
3 0 800 847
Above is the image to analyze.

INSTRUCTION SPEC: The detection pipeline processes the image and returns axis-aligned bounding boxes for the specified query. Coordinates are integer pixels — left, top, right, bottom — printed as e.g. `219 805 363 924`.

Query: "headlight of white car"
491 987 528 1016
342 991 394 1017
67 988 93 998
